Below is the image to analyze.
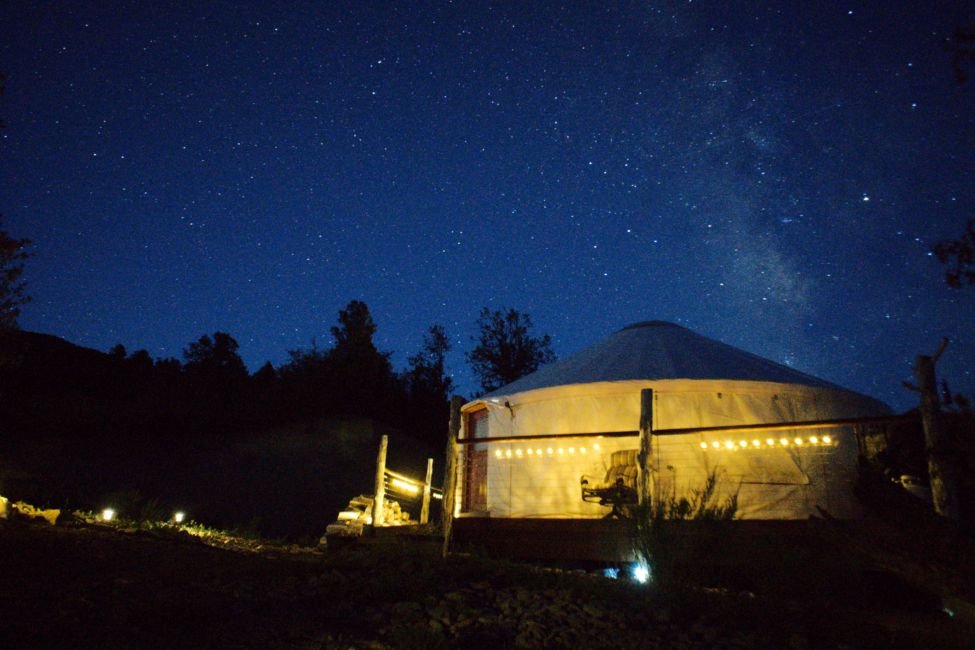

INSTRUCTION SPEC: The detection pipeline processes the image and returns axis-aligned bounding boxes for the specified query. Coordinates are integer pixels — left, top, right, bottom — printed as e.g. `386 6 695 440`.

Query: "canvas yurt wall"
452 322 890 522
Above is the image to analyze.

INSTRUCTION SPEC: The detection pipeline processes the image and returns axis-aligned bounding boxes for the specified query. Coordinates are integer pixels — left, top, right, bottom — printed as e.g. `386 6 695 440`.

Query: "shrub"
634 469 739 590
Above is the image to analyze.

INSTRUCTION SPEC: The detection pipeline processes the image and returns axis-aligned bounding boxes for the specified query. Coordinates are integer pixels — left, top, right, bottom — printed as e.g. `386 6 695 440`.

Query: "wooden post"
914 339 960 521
372 434 388 528
638 389 653 507
420 457 434 525
442 395 464 558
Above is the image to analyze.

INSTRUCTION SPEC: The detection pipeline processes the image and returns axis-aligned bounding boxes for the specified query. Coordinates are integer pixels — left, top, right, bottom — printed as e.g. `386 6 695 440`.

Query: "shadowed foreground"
1 515 973 649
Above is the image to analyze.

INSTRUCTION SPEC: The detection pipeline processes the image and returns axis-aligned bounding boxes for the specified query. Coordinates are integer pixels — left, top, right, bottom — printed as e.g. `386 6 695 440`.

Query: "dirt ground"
3 513 975 649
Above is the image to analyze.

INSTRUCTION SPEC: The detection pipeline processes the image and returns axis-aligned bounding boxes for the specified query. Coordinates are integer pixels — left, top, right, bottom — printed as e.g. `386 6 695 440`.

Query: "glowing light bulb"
822 435 832 444
580 447 587 454
738 440 748 448
495 450 503 458
766 439 776 446
631 561 651 584
724 441 735 449
794 438 803 445
711 441 721 449
700 442 709 449
593 443 601 450
515 448 522 456
101 508 115 522
536 449 543 455
557 448 564 455
526 448 533 455
751 440 761 447
780 438 789 446
547 447 553 455
173 511 185 524
809 436 819 444
568 447 575 454
505 449 512 457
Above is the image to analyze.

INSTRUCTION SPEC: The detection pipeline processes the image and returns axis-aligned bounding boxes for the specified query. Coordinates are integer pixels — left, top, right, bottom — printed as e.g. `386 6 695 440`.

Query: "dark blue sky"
3 1 974 410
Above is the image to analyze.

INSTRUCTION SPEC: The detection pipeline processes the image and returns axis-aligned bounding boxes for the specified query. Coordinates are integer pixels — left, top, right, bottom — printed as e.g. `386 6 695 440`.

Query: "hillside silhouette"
0 327 445 541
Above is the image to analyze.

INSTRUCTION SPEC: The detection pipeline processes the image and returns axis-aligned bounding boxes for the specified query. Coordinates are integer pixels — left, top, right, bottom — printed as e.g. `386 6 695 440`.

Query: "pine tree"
467 307 555 394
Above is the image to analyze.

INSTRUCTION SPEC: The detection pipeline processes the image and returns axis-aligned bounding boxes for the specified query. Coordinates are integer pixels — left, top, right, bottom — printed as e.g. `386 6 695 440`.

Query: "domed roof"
484 321 863 397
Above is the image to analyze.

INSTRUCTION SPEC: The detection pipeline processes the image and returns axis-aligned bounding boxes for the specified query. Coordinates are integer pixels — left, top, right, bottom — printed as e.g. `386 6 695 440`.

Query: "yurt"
446 322 890 559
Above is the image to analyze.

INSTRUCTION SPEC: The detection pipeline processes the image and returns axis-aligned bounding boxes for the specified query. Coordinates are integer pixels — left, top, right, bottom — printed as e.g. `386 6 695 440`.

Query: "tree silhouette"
183 331 248 379
933 219 975 288
0 218 31 329
948 26 975 83
467 307 555 394
405 324 454 444
331 300 381 353
253 361 277 383
182 331 249 432
326 300 398 418
406 324 454 401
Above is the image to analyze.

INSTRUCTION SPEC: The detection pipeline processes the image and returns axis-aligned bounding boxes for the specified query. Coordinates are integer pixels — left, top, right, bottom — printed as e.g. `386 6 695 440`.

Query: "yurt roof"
483 321 869 398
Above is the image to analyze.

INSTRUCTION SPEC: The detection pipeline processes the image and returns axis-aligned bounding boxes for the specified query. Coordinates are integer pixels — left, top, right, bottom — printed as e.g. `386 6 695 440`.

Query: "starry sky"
2 1 974 411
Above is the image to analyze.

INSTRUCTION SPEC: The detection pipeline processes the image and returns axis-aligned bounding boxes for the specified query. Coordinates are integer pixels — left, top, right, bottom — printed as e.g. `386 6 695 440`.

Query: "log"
442 395 464 557
913 339 961 521
420 458 433 525
372 434 388 527
638 389 653 507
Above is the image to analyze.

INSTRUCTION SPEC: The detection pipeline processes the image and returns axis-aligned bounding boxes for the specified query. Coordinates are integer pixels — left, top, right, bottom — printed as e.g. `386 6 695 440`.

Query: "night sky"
3 1 974 411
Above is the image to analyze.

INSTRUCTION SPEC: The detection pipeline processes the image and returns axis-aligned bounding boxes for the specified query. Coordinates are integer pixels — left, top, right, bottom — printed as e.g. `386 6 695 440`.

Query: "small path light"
101 508 116 522
631 560 651 584
173 511 186 524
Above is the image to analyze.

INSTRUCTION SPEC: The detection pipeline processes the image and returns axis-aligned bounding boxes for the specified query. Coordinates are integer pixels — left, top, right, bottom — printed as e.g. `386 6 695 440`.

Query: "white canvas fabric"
455 322 889 520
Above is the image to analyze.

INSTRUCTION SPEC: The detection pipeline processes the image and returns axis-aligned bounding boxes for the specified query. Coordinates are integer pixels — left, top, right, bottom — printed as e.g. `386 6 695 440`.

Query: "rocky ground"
2 516 974 649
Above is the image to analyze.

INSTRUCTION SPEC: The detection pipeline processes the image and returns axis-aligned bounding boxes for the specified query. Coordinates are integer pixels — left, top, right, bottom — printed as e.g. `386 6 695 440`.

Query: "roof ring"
618 321 682 332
